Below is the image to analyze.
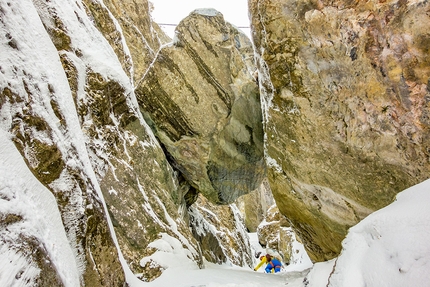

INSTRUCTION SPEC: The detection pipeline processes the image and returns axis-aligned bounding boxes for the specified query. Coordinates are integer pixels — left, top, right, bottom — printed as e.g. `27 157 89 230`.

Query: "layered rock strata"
135 9 265 205
1 0 269 284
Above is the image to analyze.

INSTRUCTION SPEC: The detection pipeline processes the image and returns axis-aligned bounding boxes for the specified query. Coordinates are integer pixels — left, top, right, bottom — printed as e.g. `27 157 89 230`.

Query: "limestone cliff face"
1 0 128 285
135 9 265 205
249 0 430 261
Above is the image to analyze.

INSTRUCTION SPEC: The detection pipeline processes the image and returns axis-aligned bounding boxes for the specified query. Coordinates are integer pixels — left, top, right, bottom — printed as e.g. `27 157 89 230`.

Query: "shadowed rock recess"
135 9 265 205
249 0 430 261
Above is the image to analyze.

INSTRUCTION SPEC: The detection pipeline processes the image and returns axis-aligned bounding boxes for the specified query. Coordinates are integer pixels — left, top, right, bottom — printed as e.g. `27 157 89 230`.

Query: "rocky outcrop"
189 194 253 267
256 205 294 264
249 0 430 261
135 9 265 205
1 0 128 285
235 179 275 232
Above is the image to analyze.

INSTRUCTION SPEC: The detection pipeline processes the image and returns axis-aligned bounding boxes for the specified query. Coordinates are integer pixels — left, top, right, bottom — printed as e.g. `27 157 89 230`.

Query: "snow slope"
328 178 430 287
123 179 430 287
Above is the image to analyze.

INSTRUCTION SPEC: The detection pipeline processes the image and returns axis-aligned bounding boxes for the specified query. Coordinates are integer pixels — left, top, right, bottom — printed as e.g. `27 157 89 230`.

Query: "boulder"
135 9 265 204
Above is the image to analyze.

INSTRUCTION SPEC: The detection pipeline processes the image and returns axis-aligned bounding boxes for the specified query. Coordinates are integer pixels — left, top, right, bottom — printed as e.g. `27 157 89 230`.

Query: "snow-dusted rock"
256 205 294 264
81 0 170 83
189 194 253 267
0 0 201 284
1 0 266 284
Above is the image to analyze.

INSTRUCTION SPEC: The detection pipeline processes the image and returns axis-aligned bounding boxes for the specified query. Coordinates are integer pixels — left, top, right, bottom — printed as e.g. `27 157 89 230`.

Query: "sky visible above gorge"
150 0 251 38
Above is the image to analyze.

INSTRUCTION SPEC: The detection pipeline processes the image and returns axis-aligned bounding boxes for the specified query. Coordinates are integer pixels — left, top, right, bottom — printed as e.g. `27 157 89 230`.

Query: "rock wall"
0 0 202 284
249 0 430 261
81 0 170 83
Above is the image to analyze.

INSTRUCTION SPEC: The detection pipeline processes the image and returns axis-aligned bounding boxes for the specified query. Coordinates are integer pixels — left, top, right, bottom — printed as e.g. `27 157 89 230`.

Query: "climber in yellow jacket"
254 251 283 273
253 252 268 271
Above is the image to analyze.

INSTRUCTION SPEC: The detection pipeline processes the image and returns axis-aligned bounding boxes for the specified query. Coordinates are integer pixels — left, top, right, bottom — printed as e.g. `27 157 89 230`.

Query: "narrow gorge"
0 0 429 286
